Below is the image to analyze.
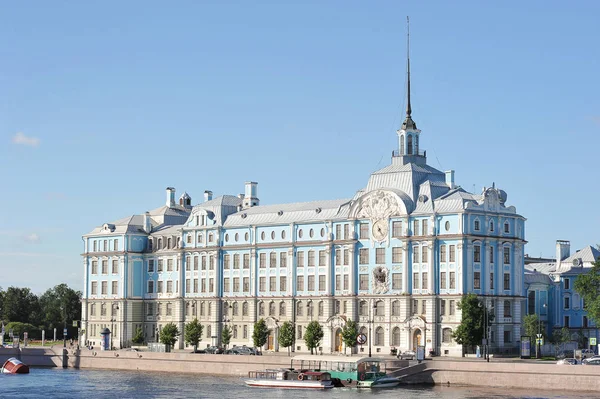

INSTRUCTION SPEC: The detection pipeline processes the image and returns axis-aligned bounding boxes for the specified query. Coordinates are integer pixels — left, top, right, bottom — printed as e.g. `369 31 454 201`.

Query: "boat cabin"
291 355 387 382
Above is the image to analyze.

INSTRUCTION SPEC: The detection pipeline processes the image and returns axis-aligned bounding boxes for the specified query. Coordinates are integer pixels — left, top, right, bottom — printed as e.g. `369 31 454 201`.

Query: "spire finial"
401 16 416 131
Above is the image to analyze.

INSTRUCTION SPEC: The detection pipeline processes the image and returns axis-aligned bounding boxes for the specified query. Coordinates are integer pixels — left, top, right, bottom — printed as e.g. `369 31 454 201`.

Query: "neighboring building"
81 57 527 357
525 240 600 347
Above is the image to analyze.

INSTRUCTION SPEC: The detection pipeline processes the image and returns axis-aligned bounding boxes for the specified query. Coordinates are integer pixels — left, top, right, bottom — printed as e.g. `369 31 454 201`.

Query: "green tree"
159 322 180 349
278 321 295 356
1 286 41 325
523 314 546 340
184 318 204 352
5 322 40 340
221 325 232 349
341 319 358 355
452 294 489 354
552 327 572 346
304 321 324 355
252 319 269 351
132 327 145 345
38 284 82 338
575 258 600 325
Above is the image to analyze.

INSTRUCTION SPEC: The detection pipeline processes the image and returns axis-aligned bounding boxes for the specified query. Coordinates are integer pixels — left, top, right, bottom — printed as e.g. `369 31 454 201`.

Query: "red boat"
1 357 30 374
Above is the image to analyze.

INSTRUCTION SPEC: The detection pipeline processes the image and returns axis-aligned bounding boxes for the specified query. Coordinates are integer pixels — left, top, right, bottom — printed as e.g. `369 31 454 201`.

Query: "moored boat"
1 357 30 374
244 369 334 389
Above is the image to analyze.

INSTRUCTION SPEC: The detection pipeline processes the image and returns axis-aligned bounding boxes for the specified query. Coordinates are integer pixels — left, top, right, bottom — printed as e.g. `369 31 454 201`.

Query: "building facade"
81 67 526 357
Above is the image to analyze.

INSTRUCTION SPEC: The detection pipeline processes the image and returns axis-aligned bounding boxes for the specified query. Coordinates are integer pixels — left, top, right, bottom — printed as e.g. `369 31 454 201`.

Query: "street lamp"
110 304 119 350
479 300 489 362
537 303 547 359
368 300 376 358
62 305 67 348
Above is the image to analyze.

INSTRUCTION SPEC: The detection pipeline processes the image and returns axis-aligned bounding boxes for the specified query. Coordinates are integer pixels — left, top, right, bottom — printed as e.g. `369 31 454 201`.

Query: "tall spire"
401 16 417 130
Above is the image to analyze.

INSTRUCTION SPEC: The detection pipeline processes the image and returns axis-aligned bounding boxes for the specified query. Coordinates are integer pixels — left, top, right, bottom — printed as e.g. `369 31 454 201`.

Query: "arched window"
359 300 368 316
206 325 211 338
297 301 304 316
279 302 286 316
242 302 249 316
307 301 314 317
223 302 229 316
392 300 400 316
407 135 413 155
400 134 405 154
442 328 453 343
504 300 511 317
157 238 163 250
198 234 203 244
233 302 239 316
318 301 324 316
391 327 401 346
375 300 384 316
375 327 384 346
359 326 368 336
269 302 276 316
259 301 265 316
233 325 238 339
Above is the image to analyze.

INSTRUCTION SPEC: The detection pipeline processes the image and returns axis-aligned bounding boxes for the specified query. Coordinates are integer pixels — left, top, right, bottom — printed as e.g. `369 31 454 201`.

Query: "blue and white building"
81 61 527 356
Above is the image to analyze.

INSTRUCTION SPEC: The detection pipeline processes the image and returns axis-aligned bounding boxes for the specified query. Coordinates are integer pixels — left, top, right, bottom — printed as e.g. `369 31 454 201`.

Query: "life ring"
298 373 305 381
359 372 366 381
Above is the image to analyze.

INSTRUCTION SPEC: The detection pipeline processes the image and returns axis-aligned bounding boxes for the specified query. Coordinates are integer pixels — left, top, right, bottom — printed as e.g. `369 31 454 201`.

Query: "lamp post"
368 300 376 358
62 305 67 348
479 300 488 361
537 303 547 359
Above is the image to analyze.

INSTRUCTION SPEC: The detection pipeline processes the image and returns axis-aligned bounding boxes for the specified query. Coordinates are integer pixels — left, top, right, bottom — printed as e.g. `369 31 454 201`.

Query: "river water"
0 368 590 399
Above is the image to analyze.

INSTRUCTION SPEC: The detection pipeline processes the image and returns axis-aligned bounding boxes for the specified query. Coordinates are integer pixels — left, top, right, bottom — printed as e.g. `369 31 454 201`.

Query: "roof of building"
525 269 554 285
563 246 600 265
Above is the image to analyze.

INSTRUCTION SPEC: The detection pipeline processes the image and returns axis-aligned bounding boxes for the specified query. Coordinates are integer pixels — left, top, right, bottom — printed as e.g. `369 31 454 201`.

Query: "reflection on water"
0 368 592 399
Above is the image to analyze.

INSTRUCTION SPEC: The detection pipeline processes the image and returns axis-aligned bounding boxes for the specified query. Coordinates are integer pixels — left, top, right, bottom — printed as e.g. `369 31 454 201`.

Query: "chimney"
242 181 259 209
445 170 455 189
555 240 571 271
166 187 176 207
204 190 213 202
143 211 152 233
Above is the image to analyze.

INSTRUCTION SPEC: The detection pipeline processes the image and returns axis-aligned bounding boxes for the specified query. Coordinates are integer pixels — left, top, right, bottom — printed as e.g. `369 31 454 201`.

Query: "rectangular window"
259 253 266 268
308 251 315 267
307 275 315 291
193 256 198 270
193 279 198 293
413 220 420 236
167 259 173 271
101 281 108 295
359 223 369 239
489 246 494 263
103 240 108 251
449 300 456 315
243 277 249 292
166 303 173 316
422 246 428 263
227 276 236 292
422 219 428 235
503 247 510 264
343 249 349 265
185 279 191 293
359 248 369 264
376 248 385 264
148 280 154 294
392 221 402 237
474 220 480 231
102 260 108 274
243 254 250 269
392 273 402 290
318 250 326 266
449 272 456 289
504 330 512 343
201 256 206 270
185 256 191 271
270 252 277 268
259 277 266 292
280 252 287 268
296 275 304 292
335 275 341 290
335 249 341 266
112 259 118 274
490 272 494 289
270 276 276 292
413 272 419 290
413 247 419 263
224 278 230 292
504 222 510 233
421 300 427 315
166 280 173 293
474 245 481 263
392 247 403 263
146 303 153 316
441 299 446 316
297 325 303 339
564 296 570 309
564 316 570 328
422 272 428 289
243 325 248 339
157 280 163 293
474 271 481 289
343 275 349 290
412 299 418 315
564 278 570 290
209 255 214 270
344 224 350 240
280 276 286 292
336 224 342 239
504 273 510 290
93 241 97 252
440 245 446 262
92 261 98 274
201 279 206 293
297 251 304 267
359 275 369 290
224 254 230 270
157 259 163 272
91 281 97 295
449 245 456 262
441 271 447 289
318 275 325 291
112 281 118 295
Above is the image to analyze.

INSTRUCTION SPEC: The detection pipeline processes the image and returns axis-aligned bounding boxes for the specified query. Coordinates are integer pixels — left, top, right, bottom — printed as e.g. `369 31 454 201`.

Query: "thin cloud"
23 233 41 243
12 132 40 147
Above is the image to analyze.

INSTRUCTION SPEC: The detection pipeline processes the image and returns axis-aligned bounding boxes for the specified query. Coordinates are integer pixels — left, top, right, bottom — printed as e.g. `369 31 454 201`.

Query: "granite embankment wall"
394 359 600 391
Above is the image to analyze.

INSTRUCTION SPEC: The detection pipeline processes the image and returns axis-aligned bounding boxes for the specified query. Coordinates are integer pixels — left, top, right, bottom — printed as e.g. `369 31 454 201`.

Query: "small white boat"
1 357 30 374
359 376 401 388
244 369 334 389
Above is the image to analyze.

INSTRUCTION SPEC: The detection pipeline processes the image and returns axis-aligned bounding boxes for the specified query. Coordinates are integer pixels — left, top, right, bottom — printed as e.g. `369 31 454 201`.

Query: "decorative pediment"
372 266 389 294
349 189 413 220
326 315 347 329
264 316 279 330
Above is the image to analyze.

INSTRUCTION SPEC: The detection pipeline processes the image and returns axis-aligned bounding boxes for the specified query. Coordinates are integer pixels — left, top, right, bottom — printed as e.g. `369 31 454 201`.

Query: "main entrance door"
335 329 342 352
413 328 422 351
268 333 274 350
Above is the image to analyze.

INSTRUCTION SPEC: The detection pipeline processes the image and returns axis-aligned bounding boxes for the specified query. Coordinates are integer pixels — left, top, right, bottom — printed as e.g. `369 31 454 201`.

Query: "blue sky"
1 1 599 293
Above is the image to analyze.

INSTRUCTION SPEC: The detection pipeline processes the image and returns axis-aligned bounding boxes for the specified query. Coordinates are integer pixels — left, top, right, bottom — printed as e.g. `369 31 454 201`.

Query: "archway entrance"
413 328 422 351
267 330 274 350
335 328 342 352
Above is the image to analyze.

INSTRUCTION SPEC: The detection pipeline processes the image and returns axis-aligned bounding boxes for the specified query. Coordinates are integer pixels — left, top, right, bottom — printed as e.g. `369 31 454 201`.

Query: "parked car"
580 349 596 360
205 346 224 354
398 350 415 360
556 350 574 360
556 358 577 365
582 358 600 366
